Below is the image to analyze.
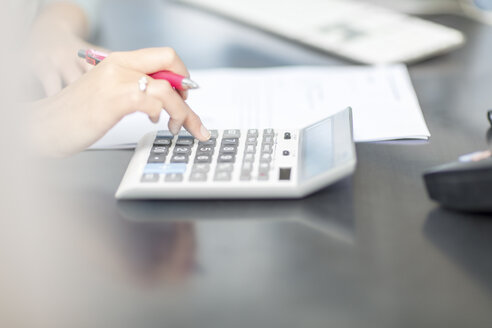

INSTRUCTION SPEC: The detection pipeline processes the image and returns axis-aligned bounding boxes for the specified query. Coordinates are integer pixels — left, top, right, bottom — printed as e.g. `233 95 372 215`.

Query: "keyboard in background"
176 0 465 64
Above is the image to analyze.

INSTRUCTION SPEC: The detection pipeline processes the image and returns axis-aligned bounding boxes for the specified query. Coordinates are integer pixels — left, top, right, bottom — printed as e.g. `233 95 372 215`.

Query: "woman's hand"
30 47 210 157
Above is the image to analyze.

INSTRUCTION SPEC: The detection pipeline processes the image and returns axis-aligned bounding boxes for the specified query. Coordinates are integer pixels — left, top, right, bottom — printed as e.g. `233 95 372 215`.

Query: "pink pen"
77 49 199 91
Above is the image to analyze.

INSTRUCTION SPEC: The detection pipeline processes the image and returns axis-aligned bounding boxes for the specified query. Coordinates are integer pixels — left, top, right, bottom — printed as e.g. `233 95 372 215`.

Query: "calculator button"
189 172 207 182
174 146 192 155
195 155 212 163
283 150 290 156
141 173 159 182
148 154 167 163
219 145 237 154
258 172 269 181
245 145 256 154
144 163 165 174
154 138 172 146
241 162 253 172
284 132 291 140
218 154 235 163
171 155 189 163
263 128 275 136
261 144 273 154
192 164 210 173
247 129 258 137
162 164 187 174
259 162 270 173
246 137 258 145
197 146 214 155
279 168 291 181
223 129 241 138
221 138 239 146
151 146 168 154
243 153 255 162
262 136 274 145
198 139 216 147
165 173 183 182
240 173 252 181
176 138 194 146
178 131 193 138
156 131 174 138
214 171 232 181
260 153 272 163
216 163 234 172
209 130 219 139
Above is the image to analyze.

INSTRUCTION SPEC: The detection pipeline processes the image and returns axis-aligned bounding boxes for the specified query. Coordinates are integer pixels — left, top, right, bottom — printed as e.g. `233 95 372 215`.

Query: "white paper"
89 64 430 149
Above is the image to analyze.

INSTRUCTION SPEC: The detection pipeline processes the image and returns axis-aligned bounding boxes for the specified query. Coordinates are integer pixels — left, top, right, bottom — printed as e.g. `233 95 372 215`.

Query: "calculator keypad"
141 128 295 184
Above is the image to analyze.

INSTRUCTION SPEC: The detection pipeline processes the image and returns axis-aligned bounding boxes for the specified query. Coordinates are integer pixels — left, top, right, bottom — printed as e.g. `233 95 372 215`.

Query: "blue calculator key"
144 163 165 174
162 163 187 174
145 163 187 174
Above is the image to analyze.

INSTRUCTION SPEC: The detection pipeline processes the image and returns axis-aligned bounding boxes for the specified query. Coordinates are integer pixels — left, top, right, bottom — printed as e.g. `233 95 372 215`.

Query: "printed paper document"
89 65 430 149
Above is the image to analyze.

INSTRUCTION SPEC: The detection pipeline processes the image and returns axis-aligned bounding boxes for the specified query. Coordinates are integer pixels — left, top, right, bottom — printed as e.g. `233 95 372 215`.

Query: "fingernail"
200 125 211 140
169 121 181 135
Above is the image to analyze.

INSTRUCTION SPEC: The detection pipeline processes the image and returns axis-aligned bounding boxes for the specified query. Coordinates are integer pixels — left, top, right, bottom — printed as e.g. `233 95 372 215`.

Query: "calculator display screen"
300 108 354 182
300 117 335 181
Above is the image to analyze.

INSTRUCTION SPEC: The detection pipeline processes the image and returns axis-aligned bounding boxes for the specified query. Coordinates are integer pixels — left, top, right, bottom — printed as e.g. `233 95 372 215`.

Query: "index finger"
108 47 190 78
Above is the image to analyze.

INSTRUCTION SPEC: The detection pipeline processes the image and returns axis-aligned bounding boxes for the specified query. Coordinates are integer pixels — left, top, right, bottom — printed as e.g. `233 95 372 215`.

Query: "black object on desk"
424 113 492 212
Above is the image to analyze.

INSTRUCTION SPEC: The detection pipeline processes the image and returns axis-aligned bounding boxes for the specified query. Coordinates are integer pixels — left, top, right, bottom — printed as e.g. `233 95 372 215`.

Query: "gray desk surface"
10 1 492 327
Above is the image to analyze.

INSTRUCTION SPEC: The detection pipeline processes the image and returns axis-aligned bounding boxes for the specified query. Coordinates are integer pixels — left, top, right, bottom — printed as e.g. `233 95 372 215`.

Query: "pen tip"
182 78 199 89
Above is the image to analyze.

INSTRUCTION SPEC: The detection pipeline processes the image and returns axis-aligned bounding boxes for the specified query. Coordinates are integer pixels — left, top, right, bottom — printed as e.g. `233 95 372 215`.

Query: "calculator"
115 107 356 199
